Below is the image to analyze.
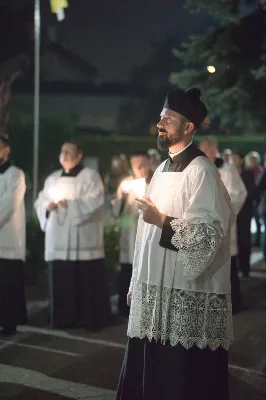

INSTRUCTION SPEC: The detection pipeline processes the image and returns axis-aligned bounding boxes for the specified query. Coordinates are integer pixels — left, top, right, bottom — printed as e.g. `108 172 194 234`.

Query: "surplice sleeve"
160 166 233 281
220 164 247 215
34 176 53 232
0 168 26 228
67 169 104 226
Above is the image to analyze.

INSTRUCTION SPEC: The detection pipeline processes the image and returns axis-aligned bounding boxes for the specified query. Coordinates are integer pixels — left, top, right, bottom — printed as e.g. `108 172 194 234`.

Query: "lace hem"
128 282 233 351
170 219 223 281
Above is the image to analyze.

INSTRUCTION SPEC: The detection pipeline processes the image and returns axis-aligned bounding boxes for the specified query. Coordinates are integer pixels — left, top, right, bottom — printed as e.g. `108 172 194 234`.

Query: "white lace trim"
128 282 233 351
170 219 223 281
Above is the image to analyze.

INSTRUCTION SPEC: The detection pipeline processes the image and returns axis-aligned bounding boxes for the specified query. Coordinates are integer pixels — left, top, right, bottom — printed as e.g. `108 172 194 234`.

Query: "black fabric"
117 337 229 400
0 259 28 327
48 259 111 330
237 214 252 277
61 163 84 177
0 160 11 174
215 157 224 169
163 88 207 128
163 142 206 173
231 255 241 314
159 216 177 252
240 169 258 216
118 263 132 317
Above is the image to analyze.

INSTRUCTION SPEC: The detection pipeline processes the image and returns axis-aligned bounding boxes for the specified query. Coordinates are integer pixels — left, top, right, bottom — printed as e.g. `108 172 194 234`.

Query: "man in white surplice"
112 151 152 317
116 89 234 400
0 134 27 336
199 138 247 315
35 141 110 331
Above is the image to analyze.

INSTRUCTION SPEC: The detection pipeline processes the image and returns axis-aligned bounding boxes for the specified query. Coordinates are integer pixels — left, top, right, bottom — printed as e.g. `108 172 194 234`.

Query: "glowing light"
48 187 62 203
130 178 146 198
120 180 131 194
207 65 216 74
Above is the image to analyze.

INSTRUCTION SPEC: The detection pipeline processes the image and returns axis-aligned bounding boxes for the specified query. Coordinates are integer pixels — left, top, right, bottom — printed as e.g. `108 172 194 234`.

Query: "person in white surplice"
112 151 152 317
116 89 234 400
35 141 110 331
199 138 247 315
0 134 27 336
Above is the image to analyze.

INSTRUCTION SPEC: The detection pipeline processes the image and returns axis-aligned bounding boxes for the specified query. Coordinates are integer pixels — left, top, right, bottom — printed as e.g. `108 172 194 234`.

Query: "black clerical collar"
61 163 84 177
214 158 224 169
0 160 11 174
163 142 206 172
170 142 198 164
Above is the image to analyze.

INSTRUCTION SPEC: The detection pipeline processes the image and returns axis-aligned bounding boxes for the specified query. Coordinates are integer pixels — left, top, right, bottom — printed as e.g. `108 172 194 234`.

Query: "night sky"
52 0 212 81
3 0 212 82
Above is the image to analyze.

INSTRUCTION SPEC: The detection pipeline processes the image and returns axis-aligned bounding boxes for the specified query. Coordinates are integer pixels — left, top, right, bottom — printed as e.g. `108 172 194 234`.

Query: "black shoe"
2 325 17 336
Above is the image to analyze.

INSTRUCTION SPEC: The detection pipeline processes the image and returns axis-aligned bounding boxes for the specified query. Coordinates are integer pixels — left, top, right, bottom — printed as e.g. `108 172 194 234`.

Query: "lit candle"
130 178 146 198
120 180 131 194
48 187 62 203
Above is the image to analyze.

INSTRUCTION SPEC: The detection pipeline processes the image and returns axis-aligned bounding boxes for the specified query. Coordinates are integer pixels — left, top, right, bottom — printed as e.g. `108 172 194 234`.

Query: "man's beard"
157 130 181 151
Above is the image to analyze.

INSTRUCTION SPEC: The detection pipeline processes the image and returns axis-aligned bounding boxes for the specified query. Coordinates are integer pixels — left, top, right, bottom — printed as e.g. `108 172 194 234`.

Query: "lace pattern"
170 219 223 281
128 282 233 350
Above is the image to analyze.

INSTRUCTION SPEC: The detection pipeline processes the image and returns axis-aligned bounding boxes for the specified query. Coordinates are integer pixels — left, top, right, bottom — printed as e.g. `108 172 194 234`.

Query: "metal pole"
33 0 40 204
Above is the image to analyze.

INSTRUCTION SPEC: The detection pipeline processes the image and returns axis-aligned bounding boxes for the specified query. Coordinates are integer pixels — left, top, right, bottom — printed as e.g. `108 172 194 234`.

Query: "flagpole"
33 0 40 205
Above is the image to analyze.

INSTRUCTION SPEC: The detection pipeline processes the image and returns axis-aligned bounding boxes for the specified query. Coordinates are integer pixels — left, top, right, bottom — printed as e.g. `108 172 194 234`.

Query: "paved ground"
1 251 266 399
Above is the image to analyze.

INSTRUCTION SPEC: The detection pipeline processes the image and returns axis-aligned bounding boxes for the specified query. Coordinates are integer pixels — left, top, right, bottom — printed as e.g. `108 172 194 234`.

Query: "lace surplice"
127 218 233 350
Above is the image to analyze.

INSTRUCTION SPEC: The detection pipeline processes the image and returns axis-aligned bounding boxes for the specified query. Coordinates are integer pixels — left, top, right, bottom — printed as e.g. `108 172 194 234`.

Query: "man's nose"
157 120 164 129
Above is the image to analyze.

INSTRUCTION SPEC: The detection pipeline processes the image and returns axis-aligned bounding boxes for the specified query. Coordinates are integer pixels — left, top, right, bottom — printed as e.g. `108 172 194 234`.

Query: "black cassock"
47 165 111 330
116 143 229 400
0 259 28 329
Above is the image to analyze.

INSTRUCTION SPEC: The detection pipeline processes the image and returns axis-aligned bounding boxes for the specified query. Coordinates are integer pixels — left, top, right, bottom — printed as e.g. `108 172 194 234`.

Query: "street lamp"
32 0 69 205
207 65 216 74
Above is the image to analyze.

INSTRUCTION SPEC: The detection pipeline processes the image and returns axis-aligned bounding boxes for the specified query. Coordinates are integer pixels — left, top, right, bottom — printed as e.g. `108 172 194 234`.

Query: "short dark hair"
232 150 245 160
63 140 82 154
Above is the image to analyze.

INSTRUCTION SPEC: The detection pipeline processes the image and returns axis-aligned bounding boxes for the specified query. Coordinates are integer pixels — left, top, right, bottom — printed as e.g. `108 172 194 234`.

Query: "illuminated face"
59 143 82 171
156 108 188 151
130 155 150 179
0 139 10 164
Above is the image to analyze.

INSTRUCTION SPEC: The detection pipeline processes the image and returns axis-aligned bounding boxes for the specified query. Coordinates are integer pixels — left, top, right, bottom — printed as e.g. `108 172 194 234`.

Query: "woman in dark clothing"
232 151 257 277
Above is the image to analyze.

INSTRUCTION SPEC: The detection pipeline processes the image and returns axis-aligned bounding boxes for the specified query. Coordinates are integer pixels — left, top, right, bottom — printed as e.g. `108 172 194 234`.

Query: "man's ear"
184 122 195 135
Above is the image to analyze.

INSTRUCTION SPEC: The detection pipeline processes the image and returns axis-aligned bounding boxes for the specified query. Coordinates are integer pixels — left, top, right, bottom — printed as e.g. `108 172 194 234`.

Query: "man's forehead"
160 108 180 118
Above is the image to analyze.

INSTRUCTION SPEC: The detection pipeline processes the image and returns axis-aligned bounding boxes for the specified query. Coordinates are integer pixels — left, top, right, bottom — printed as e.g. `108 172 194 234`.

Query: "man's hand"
136 197 166 228
58 199 68 208
48 202 58 211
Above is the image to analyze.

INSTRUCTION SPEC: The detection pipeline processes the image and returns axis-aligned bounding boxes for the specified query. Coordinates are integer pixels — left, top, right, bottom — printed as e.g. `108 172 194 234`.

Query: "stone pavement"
0 252 266 399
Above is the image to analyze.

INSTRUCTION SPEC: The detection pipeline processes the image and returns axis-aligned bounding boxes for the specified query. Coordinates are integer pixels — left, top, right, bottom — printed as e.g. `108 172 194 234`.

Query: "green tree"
170 1 266 135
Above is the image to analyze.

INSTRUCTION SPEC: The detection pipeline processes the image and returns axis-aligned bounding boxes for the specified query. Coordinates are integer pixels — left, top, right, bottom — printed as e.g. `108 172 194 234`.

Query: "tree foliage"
170 1 266 134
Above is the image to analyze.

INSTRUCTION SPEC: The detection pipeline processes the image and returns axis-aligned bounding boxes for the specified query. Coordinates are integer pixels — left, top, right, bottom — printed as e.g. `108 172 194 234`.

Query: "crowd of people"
0 87 266 399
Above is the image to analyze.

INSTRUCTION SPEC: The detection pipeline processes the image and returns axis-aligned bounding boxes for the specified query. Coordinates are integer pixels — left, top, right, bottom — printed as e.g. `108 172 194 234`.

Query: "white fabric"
0 166 26 260
112 176 149 264
35 167 104 261
219 163 247 256
168 141 193 159
127 156 234 350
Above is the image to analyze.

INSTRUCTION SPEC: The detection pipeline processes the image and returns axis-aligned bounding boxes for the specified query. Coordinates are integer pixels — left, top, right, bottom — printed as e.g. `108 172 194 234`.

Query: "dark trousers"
231 256 241 313
0 259 28 329
253 205 261 245
118 263 132 317
262 213 266 261
48 259 111 330
117 338 229 400
237 215 252 277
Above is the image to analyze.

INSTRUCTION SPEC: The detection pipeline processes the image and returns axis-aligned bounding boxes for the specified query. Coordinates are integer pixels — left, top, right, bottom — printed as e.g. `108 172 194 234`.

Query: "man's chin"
157 136 169 151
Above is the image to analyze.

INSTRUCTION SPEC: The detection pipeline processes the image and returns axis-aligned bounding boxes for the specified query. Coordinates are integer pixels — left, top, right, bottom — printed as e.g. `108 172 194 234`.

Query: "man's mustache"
158 128 167 134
